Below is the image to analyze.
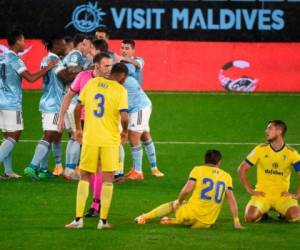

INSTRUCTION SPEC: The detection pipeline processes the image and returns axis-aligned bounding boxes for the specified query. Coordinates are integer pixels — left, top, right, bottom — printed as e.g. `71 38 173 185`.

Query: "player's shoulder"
6 51 20 61
253 143 269 152
286 144 298 153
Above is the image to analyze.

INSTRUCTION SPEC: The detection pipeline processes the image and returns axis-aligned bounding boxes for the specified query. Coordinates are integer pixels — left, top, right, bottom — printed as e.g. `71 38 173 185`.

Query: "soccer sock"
3 152 13 174
91 173 103 211
68 140 81 170
131 145 143 173
52 142 62 165
29 140 50 169
76 180 90 218
143 202 173 220
65 139 74 167
143 139 157 168
40 149 50 172
100 182 114 221
0 137 16 163
115 144 125 175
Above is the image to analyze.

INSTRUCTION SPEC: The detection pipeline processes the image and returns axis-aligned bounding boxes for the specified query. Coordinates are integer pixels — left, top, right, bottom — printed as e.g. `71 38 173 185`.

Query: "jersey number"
0 64 6 80
200 178 226 204
94 93 105 118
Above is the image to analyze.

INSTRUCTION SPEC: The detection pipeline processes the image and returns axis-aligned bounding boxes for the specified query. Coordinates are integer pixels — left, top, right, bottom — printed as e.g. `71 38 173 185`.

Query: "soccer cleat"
126 168 144 180
24 167 39 180
4 172 22 179
97 220 112 230
52 164 64 176
38 170 53 179
65 218 83 229
85 208 99 217
135 215 146 224
124 168 134 177
64 168 79 180
151 168 165 177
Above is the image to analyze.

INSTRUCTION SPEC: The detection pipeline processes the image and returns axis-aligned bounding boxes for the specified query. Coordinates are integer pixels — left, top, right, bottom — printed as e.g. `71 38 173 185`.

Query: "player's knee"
245 212 261 223
285 206 300 222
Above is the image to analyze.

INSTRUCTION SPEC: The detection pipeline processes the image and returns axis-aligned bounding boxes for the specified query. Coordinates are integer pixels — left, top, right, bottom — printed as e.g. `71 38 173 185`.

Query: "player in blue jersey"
0 30 57 179
24 35 78 180
119 40 144 85
123 76 164 180
51 34 92 177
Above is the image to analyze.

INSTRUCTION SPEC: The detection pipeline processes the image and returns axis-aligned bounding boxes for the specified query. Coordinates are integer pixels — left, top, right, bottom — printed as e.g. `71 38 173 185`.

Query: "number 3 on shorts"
94 93 105 118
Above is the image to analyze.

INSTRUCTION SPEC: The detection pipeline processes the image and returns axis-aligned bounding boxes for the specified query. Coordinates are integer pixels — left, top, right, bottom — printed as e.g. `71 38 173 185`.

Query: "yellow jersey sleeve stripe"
244 158 254 166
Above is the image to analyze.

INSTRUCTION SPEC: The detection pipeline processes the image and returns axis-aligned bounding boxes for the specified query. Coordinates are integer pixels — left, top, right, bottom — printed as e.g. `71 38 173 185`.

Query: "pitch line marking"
16 139 300 146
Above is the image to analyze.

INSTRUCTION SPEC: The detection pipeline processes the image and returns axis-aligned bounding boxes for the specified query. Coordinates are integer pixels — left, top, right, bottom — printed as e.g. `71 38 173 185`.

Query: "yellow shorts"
79 144 120 173
175 203 211 228
247 194 299 215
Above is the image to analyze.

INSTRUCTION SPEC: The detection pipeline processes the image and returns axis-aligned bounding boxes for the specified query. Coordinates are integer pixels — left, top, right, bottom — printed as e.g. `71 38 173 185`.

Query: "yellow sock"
75 180 89 218
143 202 173 220
100 182 114 220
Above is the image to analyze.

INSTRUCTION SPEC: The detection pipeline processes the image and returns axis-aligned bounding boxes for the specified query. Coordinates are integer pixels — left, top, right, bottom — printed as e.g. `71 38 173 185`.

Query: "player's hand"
248 188 265 197
234 220 245 230
121 131 128 144
47 59 59 69
57 115 65 132
75 129 83 144
281 192 298 199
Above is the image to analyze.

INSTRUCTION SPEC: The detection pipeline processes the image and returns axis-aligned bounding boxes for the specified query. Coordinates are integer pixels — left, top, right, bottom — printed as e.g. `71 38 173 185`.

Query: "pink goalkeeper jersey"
70 70 93 120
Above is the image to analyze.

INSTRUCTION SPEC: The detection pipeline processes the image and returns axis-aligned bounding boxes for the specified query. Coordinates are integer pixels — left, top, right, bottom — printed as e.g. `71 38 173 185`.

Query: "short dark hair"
93 39 108 52
93 52 111 64
44 34 65 51
268 120 287 136
7 30 24 46
64 36 73 44
95 27 110 37
122 39 135 49
204 150 222 165
73 34 86 47
111 63 129 76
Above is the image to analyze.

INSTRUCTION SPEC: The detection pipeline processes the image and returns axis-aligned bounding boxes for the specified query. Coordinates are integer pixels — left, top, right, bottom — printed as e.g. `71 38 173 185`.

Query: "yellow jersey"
78 77 128 147
245 143 300 193
187 165 233 225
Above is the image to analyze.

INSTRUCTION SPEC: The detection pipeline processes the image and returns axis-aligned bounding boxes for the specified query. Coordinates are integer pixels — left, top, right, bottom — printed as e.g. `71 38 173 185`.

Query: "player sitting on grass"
135 150 243 229
24 35 77 179
238 120 300 223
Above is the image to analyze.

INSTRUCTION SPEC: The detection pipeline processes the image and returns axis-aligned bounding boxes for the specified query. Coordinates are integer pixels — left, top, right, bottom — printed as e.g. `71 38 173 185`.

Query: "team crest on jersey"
282 155 287 161
272 162 279 169
65 2 106 33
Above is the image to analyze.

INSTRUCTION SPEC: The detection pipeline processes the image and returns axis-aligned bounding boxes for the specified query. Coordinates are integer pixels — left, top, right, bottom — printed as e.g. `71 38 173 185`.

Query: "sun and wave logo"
65 2 106 33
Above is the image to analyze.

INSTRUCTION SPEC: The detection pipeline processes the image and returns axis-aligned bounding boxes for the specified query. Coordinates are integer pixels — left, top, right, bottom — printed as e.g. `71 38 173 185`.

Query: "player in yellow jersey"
238 120 300 223
135 150 243 229
65 62 129 229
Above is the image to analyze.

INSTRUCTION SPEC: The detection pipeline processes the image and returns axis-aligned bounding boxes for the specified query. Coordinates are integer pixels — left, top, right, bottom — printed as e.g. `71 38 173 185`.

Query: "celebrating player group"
0 29 299 230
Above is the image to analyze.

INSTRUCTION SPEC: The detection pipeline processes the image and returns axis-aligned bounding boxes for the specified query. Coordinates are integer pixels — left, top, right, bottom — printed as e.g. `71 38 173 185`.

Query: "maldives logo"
65 2 106 33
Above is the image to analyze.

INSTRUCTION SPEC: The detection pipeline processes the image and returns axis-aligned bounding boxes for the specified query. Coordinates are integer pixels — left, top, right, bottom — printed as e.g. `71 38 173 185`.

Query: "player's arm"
74 102 83 144
177 179 196 205
281 170 300 199
225 189 244 229
21 60 58 82
57 69 78 83
57 88 77 132
120 111 128 144
238 161 265 197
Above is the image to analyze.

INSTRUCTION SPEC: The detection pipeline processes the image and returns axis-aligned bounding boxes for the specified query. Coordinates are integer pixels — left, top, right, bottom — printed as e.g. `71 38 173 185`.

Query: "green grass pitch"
0 91 300 250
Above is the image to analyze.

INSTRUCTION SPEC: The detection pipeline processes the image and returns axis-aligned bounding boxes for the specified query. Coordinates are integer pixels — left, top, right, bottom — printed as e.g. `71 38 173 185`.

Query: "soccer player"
52 34 91 177
0 30 57 178
64 36 74 55
135 150 243 229
238 120 300 223
65 63 129 229
94 28 115 61
124 76 164 180
24 35 77 179
119 39 144 85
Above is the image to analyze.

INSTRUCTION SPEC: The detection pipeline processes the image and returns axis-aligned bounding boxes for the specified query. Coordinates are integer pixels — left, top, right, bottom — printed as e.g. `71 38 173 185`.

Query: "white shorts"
128 105 151 133
64 103 76 133
42 112 74 132
0 110 24 132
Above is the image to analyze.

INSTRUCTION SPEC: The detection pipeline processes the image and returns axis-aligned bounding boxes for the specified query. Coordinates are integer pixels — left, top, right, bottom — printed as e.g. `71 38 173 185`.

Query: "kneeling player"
135 150 243 229
238 120 300 222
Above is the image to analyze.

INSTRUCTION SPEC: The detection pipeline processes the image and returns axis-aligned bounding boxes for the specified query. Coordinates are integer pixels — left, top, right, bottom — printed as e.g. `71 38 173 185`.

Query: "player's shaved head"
7 30 24 46
268 120 287 136
205 150 222 166
110 63 128 84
